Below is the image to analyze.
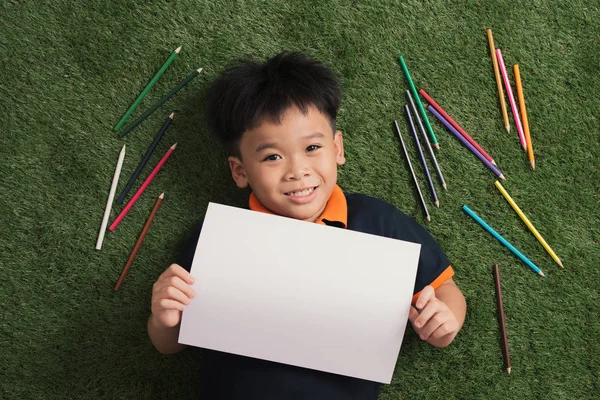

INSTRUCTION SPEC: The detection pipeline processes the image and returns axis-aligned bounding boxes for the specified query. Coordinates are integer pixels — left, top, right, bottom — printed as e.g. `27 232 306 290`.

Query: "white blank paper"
179 202 421 384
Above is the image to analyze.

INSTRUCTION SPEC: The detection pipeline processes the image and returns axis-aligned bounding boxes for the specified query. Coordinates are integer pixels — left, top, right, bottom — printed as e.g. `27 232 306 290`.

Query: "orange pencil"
514 65 535 170
115 193 164 291
487 29 510 133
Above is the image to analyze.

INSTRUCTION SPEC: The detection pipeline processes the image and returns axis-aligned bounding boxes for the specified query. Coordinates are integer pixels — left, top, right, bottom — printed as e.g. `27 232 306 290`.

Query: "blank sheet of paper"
179 202 421 384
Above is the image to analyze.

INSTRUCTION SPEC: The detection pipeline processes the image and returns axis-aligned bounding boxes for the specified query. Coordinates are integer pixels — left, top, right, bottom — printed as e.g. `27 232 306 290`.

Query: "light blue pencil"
462 205 546 278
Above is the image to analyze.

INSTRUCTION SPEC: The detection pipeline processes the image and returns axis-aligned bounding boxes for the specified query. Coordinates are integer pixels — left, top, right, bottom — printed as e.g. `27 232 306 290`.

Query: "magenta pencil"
496 49 527 151
109 143 177 231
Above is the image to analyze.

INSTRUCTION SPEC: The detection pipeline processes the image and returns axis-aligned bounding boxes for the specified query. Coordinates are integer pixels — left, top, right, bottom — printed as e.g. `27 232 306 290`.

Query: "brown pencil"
493 263 511 374
115 193 164 291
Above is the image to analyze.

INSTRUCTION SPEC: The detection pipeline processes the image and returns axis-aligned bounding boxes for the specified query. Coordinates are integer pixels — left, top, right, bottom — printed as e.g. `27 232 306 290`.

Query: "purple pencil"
428 105 506 180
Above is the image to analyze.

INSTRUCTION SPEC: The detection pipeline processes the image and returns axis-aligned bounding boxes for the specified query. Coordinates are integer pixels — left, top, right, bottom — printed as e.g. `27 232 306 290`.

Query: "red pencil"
420 89 497 166
115 193 164 291
109 143 176 231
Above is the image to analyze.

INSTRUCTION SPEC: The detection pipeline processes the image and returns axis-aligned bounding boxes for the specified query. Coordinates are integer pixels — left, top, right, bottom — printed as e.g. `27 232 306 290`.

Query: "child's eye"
306 145 322 152
263 154 281 161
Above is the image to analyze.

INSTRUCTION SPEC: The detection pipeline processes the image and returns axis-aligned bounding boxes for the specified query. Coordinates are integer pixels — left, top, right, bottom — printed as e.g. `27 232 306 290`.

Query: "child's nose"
285 157 310 180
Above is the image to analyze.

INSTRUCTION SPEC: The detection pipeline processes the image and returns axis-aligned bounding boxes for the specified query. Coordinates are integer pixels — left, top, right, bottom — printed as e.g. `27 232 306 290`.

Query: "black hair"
205 51 341 156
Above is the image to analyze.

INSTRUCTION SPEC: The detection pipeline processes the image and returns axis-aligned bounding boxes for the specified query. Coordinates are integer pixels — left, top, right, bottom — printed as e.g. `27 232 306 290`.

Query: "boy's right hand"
151 264 196 329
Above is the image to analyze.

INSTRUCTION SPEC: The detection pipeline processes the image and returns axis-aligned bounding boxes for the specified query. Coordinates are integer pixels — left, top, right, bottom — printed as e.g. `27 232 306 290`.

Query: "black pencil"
493 263 511 375
393 120 430 221
404 103 439 207
119 67 202 137
117 111 174 204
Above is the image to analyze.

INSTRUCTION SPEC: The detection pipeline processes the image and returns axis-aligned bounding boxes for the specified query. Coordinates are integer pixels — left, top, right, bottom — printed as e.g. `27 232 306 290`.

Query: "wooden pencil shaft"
117 112 174 204
404 104 438 203
120 68 201 137
493 264 511 371
115 195 164 291
513 65 535 166
96 145 126 250
406 91 446 188
486 29 510 129
393 120 429 219
398 56 438 145
114 47 180 131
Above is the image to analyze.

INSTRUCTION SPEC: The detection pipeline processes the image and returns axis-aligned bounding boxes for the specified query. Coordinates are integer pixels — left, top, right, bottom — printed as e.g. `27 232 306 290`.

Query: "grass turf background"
1 0 599 398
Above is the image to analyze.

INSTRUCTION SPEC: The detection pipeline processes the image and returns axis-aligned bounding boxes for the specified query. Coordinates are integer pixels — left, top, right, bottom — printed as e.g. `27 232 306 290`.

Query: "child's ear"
334 130 345 165
228 156 249 188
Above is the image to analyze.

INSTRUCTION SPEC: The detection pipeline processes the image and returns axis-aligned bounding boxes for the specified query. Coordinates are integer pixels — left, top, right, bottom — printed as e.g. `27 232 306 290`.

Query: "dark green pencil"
119 67 202 137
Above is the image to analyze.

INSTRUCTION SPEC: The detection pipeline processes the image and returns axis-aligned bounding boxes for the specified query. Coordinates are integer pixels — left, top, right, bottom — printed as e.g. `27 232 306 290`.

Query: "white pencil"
96 145 126 250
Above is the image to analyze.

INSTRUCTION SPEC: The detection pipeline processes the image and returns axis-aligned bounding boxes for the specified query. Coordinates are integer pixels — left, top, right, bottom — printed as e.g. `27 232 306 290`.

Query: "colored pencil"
420 89 497 166
493 264 511 375
513 65 535 170
404 104 439 207
117 111 174 205
120 67 202 137
428 106 506 180
462 205 546 277
109 143 177 231
496 49 527 150
114 46 181 131
115 192 164 291
486 29 510 133
96 145 126 250
393 120 430 221
494 181 563 268
406 90 447 189
398 56 439 148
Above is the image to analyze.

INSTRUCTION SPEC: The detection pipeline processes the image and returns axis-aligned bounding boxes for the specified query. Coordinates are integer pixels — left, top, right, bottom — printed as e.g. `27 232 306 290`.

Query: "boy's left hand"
408 285 460 346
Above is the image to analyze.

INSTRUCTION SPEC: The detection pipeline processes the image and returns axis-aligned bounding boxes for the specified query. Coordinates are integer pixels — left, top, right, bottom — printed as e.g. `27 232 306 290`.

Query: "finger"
415 285 435 310
430 320 459 340
162 264 195 284
165 275 196 299
418 311 452 340
414 298 446 330
156 285 193 308
408 306 419 324
156 298 187 313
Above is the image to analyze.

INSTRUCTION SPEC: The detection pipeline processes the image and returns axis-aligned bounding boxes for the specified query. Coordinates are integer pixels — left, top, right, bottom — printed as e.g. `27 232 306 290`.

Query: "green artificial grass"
1 0 599 398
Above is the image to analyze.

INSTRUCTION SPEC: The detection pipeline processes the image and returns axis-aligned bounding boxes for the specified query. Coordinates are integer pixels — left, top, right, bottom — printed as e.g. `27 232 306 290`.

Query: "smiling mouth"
284 186 318 197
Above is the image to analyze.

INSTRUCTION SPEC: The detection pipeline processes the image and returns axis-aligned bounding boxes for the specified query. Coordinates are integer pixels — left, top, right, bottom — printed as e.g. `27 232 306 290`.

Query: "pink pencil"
109 143 177 231
496 49 527 151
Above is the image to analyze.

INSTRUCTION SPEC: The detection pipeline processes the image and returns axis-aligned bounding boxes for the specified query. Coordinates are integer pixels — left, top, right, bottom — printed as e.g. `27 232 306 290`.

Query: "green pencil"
398 56 439 148
114 46 182 131
119 67 203 137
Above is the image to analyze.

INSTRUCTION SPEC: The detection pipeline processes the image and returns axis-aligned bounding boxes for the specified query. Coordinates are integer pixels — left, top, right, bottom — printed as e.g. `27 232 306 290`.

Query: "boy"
148 52 466 399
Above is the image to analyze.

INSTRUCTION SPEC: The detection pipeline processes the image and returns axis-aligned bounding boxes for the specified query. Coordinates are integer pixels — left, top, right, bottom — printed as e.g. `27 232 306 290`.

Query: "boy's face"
228 105 345 222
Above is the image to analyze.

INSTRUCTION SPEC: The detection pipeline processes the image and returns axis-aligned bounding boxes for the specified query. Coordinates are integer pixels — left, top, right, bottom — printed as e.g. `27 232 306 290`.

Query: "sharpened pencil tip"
507 367 511 375
540 271 547 278
169 112 175 118
196 67 203 73
434 201 440 208
558 260 564 268
499 174 506 181
121 144 126 151
171 143 178 150
505 125 510 133
491 159 497 166
426 215 431 222
442 183 447 190
159 192 165 199
530 160 535 170
433 143 440 150
175 46 182 53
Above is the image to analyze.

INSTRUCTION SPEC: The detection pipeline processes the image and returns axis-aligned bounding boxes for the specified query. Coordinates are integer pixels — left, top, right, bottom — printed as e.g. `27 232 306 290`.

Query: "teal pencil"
398 56 439 148
462 205 546 278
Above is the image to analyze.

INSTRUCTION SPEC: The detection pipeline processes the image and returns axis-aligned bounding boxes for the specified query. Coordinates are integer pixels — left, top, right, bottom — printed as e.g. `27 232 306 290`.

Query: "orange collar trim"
248 185 347 228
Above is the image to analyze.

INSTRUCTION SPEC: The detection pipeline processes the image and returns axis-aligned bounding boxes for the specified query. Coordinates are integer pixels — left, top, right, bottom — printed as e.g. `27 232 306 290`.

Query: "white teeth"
288 187 314 197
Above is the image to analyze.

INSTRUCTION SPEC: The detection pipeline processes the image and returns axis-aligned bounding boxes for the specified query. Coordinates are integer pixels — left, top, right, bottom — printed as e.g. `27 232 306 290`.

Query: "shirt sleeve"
176 220 204 272
390 209 454 299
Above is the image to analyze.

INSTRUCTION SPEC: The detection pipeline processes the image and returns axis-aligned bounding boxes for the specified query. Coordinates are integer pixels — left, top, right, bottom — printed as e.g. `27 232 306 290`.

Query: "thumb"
408 306 419 323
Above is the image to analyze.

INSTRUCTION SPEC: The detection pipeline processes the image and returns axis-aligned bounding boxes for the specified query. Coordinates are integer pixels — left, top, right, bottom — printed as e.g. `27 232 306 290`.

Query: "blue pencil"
462 205 546 278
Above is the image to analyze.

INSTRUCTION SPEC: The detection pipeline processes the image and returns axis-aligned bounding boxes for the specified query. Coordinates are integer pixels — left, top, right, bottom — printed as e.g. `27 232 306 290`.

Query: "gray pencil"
393 120 430 221
406 90 447 190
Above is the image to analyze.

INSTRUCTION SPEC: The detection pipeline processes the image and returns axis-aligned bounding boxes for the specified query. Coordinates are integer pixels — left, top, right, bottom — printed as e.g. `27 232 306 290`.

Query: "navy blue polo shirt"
176 185 453 400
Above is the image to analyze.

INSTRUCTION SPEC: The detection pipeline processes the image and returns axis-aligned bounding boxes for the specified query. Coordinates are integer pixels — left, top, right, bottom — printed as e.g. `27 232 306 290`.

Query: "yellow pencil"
487 29 510 133
494 181 563 268
514 65 535 170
